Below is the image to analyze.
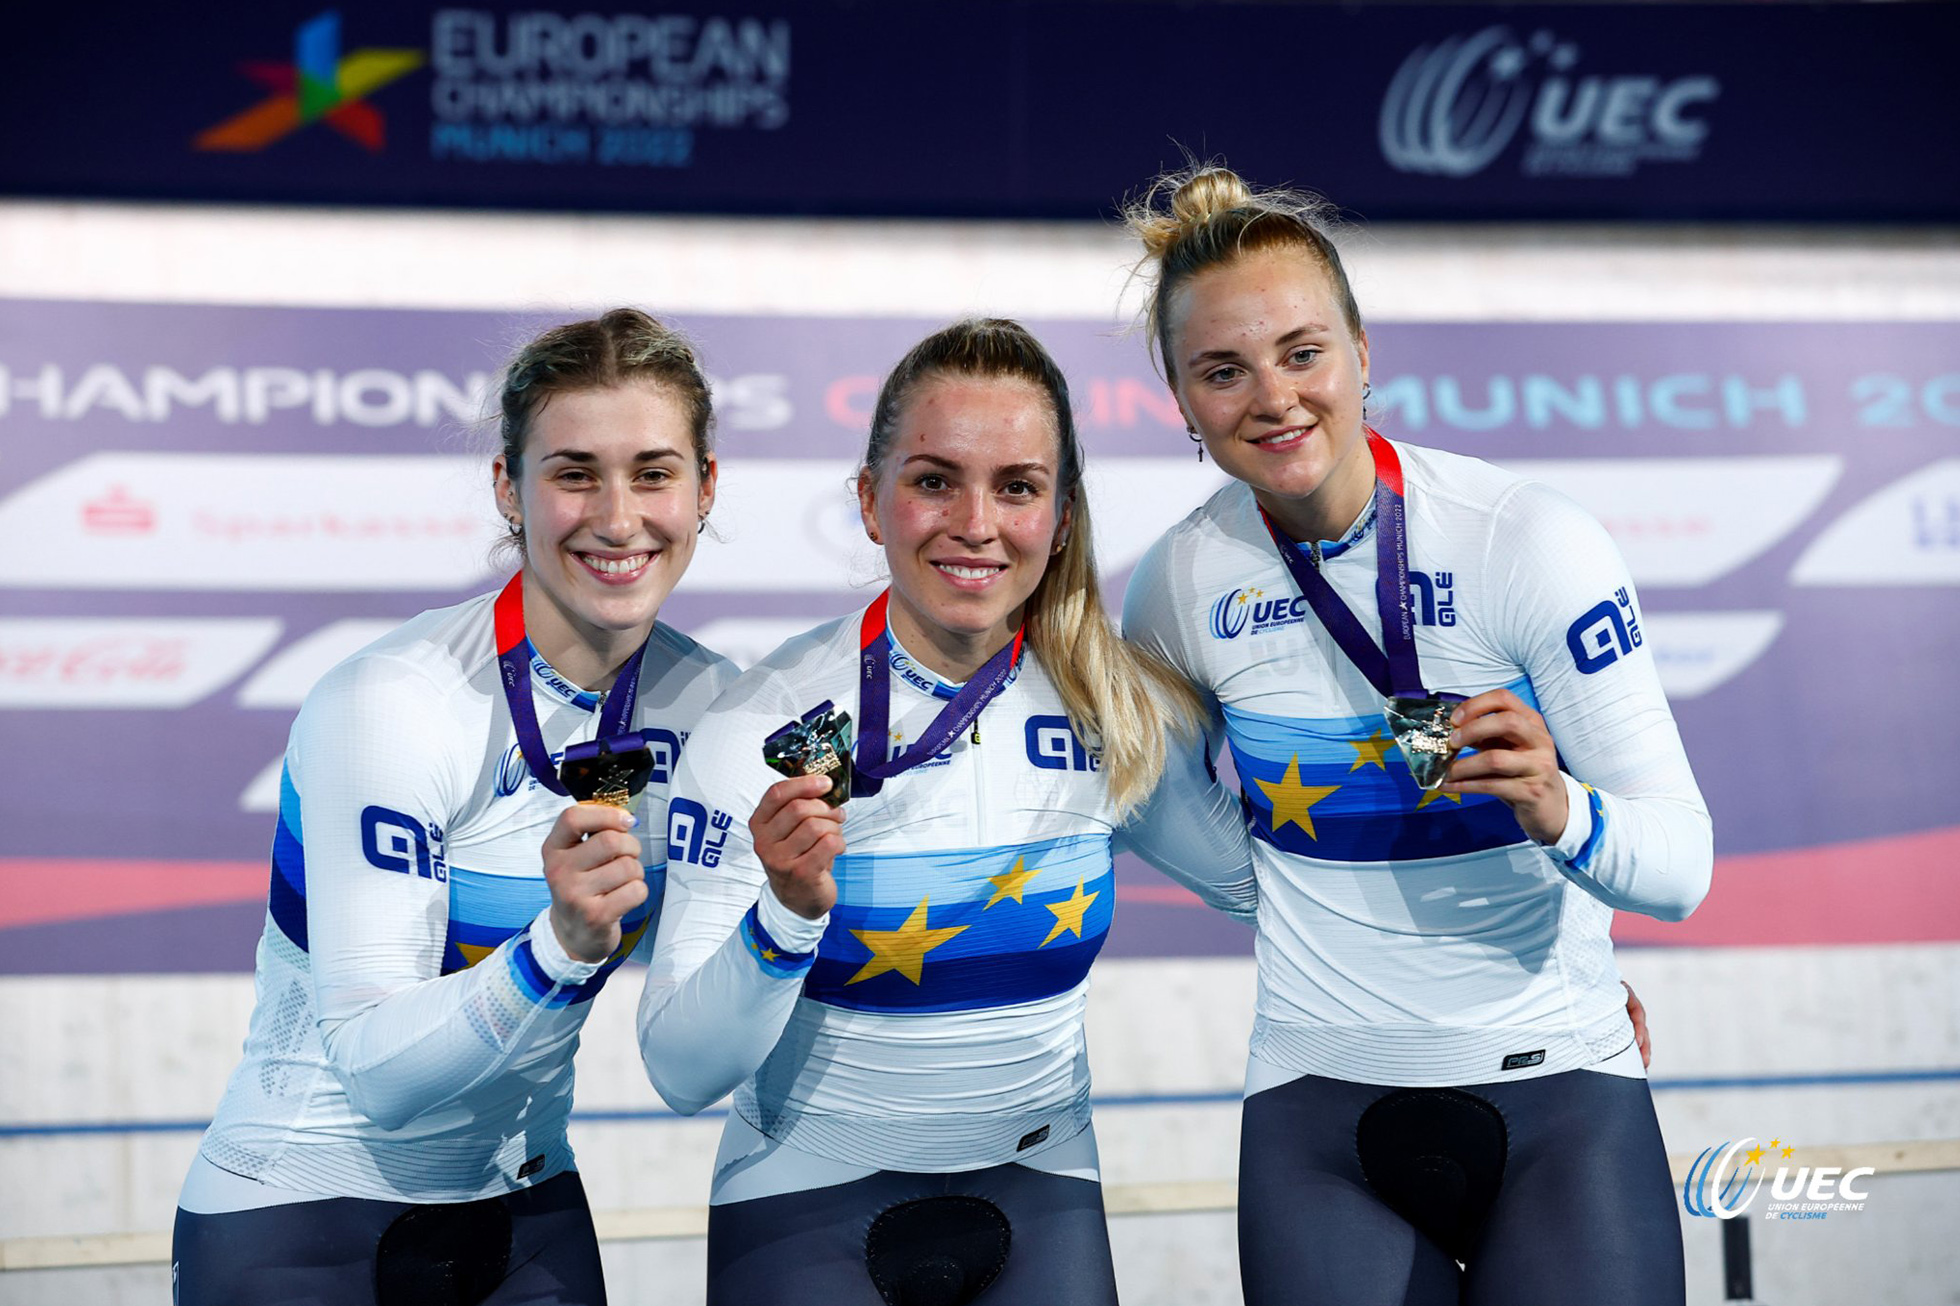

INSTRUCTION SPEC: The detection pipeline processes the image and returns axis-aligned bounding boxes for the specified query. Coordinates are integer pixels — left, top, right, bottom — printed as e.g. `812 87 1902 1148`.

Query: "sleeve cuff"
524 906 605 986
1550 773 1605 870
755 880 829 952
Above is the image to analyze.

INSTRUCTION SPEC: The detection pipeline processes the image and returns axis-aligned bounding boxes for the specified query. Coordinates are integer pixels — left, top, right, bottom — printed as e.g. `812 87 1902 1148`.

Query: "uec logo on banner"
1380 26 1718 179
1683 1137 1875 1220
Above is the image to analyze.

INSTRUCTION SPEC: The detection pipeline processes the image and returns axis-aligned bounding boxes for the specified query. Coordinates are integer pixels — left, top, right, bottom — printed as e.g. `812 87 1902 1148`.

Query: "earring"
697 515 708 535
1186 426 1205 464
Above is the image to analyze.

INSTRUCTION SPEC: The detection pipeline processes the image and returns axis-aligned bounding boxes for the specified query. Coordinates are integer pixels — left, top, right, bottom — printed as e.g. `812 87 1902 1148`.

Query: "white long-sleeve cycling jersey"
1123 440 1711 1088
637 606 1255 1175
195 589 734 1205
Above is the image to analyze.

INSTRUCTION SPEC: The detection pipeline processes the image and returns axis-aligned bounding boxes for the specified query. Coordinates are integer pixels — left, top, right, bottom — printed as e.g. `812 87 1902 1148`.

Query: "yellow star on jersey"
985 857 1041 909
1348 729 1394 772
455 941 496 969
1745 1145 1766 1167
1769 1138 1782 1149
1415 786 1463 811
846 897 968 986
759 947 778 962
1781 1146 1795 1159
1254 756 1339 840
1040 878 1100 947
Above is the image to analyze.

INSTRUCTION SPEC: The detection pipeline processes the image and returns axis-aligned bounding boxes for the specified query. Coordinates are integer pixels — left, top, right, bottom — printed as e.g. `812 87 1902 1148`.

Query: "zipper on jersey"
970 706 989 850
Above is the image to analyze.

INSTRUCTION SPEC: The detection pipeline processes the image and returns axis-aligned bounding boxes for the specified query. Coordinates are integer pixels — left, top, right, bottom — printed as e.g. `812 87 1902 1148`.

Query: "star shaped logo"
1348 729 1394 772
1254 756 1339 839
1039 878 1101 948
846 897 967 986
985 857 1041 909
195 12 423 154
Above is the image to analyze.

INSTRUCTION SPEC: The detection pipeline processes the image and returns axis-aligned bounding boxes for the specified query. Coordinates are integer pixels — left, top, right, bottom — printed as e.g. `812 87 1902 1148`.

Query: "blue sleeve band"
1568 783 1608 873
740 903 817 979
506 928 577 1008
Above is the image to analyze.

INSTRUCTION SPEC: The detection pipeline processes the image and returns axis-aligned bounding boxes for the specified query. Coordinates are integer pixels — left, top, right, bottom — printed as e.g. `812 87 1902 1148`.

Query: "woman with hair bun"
1121 166 1708 1305
174 309 737 1305
638 318 1256 1305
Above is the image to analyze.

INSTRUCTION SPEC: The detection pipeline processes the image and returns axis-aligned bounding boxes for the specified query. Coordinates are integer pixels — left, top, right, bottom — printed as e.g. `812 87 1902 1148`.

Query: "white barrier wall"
3 201 1958 1306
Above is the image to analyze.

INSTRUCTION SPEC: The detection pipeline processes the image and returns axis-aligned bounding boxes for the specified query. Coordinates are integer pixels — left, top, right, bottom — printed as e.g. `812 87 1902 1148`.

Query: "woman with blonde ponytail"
1121 164 1708 1305
637 318 1255 1304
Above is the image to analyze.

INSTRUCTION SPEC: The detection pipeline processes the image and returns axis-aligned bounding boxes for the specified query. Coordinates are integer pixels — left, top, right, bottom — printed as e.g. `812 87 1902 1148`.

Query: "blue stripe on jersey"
445 863 659 1003
443 865 544 975
802 834 1113 1015
1225 677 1538 864
741 903 816 979
1570 783 1607 872
267 766 308 952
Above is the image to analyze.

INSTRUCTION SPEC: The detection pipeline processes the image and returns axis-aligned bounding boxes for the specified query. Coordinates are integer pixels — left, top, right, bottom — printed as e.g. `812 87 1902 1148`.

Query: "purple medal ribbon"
852 589 1025 798
1257 432 1432 702
493 572 649 797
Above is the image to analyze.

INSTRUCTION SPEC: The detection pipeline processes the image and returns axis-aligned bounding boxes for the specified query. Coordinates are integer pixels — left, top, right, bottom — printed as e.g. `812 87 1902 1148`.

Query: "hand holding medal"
1262 433 1564 839
1430 687 1569 844
494 572 659 963
762 701 855 807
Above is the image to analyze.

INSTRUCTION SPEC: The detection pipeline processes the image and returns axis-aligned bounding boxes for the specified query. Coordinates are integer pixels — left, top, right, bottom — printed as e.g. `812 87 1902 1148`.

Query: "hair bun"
1170 168 1253 228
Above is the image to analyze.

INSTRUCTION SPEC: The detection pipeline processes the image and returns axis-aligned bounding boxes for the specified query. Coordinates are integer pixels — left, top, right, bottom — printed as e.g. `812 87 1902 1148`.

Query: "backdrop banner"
4 3 1958 221
2 298 1956 970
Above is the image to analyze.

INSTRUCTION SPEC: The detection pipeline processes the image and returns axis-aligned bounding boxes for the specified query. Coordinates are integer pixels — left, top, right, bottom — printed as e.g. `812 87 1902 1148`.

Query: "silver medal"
1384 696 1458 791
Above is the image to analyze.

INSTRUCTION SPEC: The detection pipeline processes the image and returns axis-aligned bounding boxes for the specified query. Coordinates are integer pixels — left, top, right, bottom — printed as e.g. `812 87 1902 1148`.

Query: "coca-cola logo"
0 635 189 685
0 619 282 707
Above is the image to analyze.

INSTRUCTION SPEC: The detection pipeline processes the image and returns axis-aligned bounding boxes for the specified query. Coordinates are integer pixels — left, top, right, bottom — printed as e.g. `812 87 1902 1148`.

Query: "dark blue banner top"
5 2 1957 222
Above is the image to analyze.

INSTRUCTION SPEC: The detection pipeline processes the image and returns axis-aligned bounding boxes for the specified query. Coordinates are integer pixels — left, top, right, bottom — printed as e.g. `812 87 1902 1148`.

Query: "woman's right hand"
751 774 844 919
542 804 648 964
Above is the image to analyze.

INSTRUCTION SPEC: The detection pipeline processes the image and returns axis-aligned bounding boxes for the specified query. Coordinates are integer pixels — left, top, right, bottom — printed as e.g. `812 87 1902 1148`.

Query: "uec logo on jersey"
1209 587 1309 640
1210 588 1252 640
1567 587 1643 674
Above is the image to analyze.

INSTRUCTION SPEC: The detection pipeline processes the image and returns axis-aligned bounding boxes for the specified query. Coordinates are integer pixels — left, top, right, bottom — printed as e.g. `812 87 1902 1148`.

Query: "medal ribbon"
1258 431 1429 701
853 589 1025 798
493 571 649 797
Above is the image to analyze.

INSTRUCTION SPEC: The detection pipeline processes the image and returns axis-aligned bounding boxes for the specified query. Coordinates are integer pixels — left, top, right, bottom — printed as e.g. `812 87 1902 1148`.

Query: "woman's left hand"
1442 688 1569 844
1623 981 1652 1069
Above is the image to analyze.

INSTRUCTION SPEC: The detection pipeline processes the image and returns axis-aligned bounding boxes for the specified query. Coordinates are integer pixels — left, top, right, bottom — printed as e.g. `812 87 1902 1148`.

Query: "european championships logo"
1681 1137 1877 1222
195 11 423 152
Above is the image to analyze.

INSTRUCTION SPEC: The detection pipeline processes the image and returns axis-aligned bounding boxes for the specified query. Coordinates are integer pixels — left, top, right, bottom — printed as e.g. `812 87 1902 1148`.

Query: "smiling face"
494 381 715 687
1170 245 1373 541
858 374 1071 681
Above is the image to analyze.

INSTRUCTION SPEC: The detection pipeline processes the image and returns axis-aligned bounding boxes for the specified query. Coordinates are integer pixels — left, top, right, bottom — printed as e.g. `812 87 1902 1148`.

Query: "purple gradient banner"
2 298 1956 971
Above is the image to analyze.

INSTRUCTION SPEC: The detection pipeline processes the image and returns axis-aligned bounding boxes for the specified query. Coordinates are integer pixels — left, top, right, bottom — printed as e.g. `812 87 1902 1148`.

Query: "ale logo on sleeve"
196 11 424 153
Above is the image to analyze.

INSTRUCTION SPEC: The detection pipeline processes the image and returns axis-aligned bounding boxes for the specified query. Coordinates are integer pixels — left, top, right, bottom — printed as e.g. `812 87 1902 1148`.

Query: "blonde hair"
864 319 1206 817
1124 163 1362 385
